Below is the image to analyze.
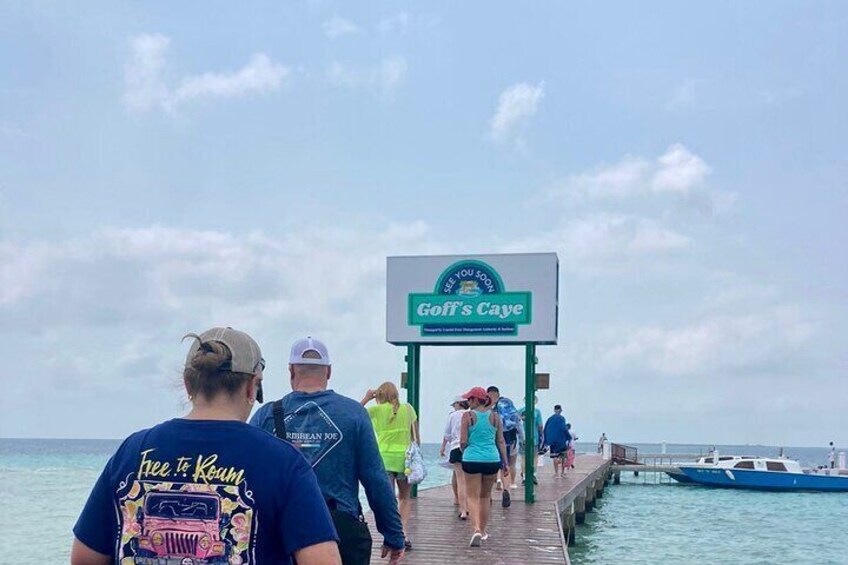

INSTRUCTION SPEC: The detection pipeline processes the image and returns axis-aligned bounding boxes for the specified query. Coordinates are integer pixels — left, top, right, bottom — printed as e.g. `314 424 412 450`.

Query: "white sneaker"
482 532 490 541
510 483 518 490
470 532 482 547
495 479 503 490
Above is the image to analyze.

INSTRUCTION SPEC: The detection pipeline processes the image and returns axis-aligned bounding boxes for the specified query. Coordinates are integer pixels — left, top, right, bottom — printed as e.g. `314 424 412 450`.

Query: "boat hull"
679 467 848 492
666 470 694 484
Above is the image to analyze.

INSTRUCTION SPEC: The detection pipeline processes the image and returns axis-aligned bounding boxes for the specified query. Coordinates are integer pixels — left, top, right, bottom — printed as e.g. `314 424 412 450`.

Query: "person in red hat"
459 386 509 547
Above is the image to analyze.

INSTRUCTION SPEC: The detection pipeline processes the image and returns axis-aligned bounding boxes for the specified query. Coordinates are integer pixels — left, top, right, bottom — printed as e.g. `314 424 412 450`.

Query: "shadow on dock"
364 454 611 564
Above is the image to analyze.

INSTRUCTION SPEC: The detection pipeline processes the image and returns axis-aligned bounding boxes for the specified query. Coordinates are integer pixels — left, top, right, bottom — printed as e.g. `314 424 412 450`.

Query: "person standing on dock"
565 423 577 470
487 385 522 507
460 387 509 547
830 441 836 469
361 381 419 551
544 405 569 478
440 395 469 520
250 337 405 565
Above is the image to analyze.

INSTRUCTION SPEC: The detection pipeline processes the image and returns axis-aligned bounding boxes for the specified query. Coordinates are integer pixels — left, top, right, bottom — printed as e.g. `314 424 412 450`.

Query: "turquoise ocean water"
569 443 848 565
1 439 846 564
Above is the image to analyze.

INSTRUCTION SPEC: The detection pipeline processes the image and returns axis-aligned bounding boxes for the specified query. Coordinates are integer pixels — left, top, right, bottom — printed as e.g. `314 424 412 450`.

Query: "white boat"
675 455 848 492
666 454 745 483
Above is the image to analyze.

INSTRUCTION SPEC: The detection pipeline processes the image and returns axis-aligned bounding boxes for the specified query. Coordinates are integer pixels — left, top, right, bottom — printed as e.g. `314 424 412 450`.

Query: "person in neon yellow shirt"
361 381 419 550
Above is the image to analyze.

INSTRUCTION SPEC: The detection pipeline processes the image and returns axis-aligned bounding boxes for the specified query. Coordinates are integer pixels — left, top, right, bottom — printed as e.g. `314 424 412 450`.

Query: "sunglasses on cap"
255 358 265 403
216 356 265 373
214 356 265 402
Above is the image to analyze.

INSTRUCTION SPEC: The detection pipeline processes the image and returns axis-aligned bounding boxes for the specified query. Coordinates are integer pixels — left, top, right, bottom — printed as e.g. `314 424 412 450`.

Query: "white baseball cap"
451 395 465 405
289 336 331 366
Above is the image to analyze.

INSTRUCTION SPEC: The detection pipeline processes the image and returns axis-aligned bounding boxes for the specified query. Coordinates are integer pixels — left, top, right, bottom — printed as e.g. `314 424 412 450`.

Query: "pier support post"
561 503 578 546
567 510 577 546
574 495 586 524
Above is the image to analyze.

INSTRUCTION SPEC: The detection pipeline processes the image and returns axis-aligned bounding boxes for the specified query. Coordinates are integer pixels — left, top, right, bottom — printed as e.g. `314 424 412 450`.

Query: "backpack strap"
272 399 286 439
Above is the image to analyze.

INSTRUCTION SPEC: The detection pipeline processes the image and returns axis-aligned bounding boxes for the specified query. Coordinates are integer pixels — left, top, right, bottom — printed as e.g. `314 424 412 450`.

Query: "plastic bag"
438 455 454 470
404 442 428 485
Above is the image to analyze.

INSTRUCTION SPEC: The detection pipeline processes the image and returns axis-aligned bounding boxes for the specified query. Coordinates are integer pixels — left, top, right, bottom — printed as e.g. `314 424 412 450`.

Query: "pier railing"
610 442 639 465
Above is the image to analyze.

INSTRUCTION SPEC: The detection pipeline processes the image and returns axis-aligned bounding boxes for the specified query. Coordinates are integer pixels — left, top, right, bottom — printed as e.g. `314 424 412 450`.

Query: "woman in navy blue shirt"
71 327 341 565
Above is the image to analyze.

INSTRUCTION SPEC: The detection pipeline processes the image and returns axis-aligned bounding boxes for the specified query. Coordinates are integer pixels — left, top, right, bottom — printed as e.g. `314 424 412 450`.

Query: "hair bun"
189 341 230 373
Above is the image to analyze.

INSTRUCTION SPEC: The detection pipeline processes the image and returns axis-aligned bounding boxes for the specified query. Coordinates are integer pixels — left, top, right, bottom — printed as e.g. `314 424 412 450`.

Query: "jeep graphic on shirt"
115 449 256 565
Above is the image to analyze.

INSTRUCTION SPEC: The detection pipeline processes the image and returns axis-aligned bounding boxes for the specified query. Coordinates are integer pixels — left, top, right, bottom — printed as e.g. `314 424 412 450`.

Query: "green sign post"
524 344 537 503
405 344 421 497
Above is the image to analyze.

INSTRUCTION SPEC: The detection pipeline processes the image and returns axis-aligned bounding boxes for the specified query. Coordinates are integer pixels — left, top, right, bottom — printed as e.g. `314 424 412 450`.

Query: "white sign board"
386 253 559 345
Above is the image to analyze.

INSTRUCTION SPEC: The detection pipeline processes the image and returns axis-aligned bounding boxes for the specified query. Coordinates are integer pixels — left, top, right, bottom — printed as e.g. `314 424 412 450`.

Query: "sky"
1 1 846 447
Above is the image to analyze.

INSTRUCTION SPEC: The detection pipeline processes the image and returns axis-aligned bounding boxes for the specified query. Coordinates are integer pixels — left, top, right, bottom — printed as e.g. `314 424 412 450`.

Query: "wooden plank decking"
364 455 609 565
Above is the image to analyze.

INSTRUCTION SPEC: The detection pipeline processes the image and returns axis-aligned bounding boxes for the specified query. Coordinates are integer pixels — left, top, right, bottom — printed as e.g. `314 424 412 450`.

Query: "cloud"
0 241 53 306
376 12 439 34
759 86 803 106
124 34 171 112
503 213 690 275
652 143 711 194
378 12 411 34
562 157 654 199
0 224 437 333
170 54 288 106
123 34 289 113
0 125 31 138
327 56 407 98
0 222 442 436
378 57 407 94
599 306 816 377
489 81 545 146
322 16 363 38
2 214 842 444
666 79 696 111
548 144 732 214
560 214 690 256
4 133 842 444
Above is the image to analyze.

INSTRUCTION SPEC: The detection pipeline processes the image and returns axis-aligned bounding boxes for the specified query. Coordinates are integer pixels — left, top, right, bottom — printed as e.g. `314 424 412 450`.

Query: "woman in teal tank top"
459 386 508 547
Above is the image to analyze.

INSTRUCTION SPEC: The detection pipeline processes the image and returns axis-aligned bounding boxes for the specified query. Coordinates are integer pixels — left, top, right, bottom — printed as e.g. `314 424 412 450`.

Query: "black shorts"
503 429 518 458
449 447 463 464
550 447 567 458
330 509 372 565
461 461 501 475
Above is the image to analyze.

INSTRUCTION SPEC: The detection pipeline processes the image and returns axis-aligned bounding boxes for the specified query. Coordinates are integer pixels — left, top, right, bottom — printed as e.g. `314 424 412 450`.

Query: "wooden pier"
364 455 610 564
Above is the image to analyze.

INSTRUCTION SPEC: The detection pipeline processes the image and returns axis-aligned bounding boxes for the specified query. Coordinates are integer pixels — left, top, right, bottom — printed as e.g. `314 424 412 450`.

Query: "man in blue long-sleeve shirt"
251 337 405 565
543 405 570 479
